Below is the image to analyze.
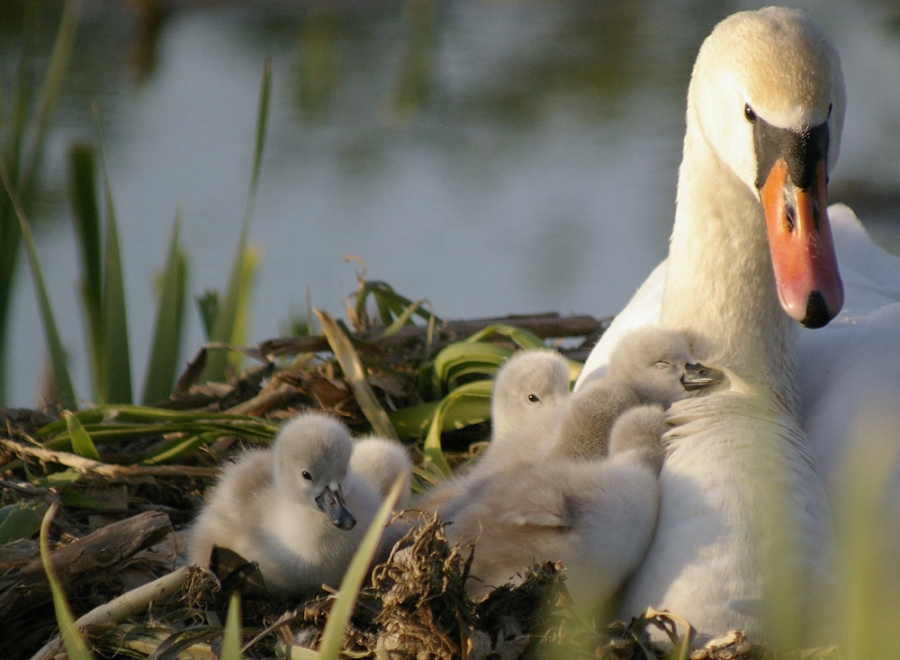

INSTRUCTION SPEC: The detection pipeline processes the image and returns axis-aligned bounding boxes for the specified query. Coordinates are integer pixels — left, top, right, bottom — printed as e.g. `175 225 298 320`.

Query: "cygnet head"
491 349 571 442
607 327 726 407
272 412 357 530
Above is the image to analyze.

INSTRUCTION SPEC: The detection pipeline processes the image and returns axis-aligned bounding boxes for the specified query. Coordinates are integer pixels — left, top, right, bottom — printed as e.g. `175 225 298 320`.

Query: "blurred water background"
2 0 899 407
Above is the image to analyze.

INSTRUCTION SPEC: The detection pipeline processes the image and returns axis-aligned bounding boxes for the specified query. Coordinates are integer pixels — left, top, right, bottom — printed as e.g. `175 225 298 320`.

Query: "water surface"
4 0 899 406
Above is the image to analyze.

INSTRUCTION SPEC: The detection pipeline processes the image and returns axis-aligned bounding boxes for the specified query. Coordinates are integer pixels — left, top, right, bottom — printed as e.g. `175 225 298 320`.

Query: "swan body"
189 412 388 598
579 205 900 492
577 7 848 641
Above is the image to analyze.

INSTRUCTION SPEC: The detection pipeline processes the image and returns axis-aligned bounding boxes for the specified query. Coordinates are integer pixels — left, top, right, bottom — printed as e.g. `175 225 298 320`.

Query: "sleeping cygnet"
554 326 726 460
414 349 571 513
189 412 391 598
441 401 669 615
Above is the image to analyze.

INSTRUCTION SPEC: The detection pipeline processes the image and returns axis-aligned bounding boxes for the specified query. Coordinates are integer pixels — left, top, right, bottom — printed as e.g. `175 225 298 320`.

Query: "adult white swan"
577 7 861 643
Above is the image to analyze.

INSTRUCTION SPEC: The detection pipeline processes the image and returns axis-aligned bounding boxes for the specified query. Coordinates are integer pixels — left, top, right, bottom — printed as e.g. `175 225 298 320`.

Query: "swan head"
272 413 357 530
491 350 571 441
689 6 846 328
608 327 727 406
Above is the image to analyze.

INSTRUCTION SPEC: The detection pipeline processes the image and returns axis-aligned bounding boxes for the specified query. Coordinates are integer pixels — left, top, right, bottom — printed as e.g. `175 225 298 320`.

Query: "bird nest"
0 307 845 659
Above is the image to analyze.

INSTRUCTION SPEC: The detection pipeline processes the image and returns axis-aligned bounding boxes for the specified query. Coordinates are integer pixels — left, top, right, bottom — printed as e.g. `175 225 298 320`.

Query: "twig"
0 437 220 478
257 313 608 357
29 564 203 660
225 382 300 416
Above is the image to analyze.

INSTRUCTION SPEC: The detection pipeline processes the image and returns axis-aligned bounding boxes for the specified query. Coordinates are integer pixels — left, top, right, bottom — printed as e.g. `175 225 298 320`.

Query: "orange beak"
759 158 843 328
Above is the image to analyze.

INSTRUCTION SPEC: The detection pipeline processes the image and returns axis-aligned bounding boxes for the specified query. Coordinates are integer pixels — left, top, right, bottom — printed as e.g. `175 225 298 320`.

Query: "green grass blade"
200 59 270 383
142 209 188 405
422 379 493 478
64 410 101 460
39 501 96 660
374 298 433 340
97 133 133 404
195 290 219 340
316 309 397 439
0 161 76 409
229 244 261 370
68 142 104 395
21 0 79 192
316 476 405 659
2 2 37 185
0 1 77 406
221 592 243 660
355 280 442 328
141 431 219 465
247 58 272 213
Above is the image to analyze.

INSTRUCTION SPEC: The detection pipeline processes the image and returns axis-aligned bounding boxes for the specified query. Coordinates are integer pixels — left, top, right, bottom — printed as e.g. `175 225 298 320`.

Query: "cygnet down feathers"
414 349 571 513
442 401 668 614
189 412 401 598
555 326 726 460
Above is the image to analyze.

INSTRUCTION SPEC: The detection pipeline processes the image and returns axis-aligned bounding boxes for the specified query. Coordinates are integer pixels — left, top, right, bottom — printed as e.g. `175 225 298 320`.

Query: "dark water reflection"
4 0 900 406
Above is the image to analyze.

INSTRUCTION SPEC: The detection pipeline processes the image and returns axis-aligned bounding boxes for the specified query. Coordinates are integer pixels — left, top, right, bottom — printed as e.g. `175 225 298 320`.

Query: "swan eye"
302 470 313 481
527 393 540 403
655 361 673 370
744 104 757 123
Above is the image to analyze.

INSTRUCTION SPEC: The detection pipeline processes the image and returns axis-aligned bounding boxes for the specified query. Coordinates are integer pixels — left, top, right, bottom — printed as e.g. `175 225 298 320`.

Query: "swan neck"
662 111 799 412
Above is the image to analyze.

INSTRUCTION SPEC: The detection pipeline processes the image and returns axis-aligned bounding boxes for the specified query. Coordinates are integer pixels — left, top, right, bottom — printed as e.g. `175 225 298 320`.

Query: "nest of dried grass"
0 310 846 660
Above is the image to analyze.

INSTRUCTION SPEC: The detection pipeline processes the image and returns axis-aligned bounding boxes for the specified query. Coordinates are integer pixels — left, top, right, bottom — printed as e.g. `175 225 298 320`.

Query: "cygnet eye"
301 470 313 481
744 103 756 123
527 393 540 403
654 361 673 370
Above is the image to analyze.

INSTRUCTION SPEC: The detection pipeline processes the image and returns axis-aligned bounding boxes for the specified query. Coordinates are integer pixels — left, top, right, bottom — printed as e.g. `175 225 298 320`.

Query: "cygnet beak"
681 362 727 392
315 481 357 530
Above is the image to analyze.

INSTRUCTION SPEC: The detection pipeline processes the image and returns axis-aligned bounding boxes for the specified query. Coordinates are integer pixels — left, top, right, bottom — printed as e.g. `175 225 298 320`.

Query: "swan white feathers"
575 7 849 641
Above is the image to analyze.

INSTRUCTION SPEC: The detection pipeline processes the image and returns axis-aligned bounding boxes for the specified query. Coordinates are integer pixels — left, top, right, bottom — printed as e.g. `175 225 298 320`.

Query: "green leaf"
21 0 80 192
68 142 104 396
0 501 48 544
142 431 219 465
0 0 79 407
142 209 188 405
220 592 243 660
64 410 101 460
316 476 405 659
354 279 442 328
39 502 96 660
195 290 219 340
422 379 493 478
316 309 397 440
0 161 77 409
429 341 511 396
388 401 439 438
96 117 133 404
